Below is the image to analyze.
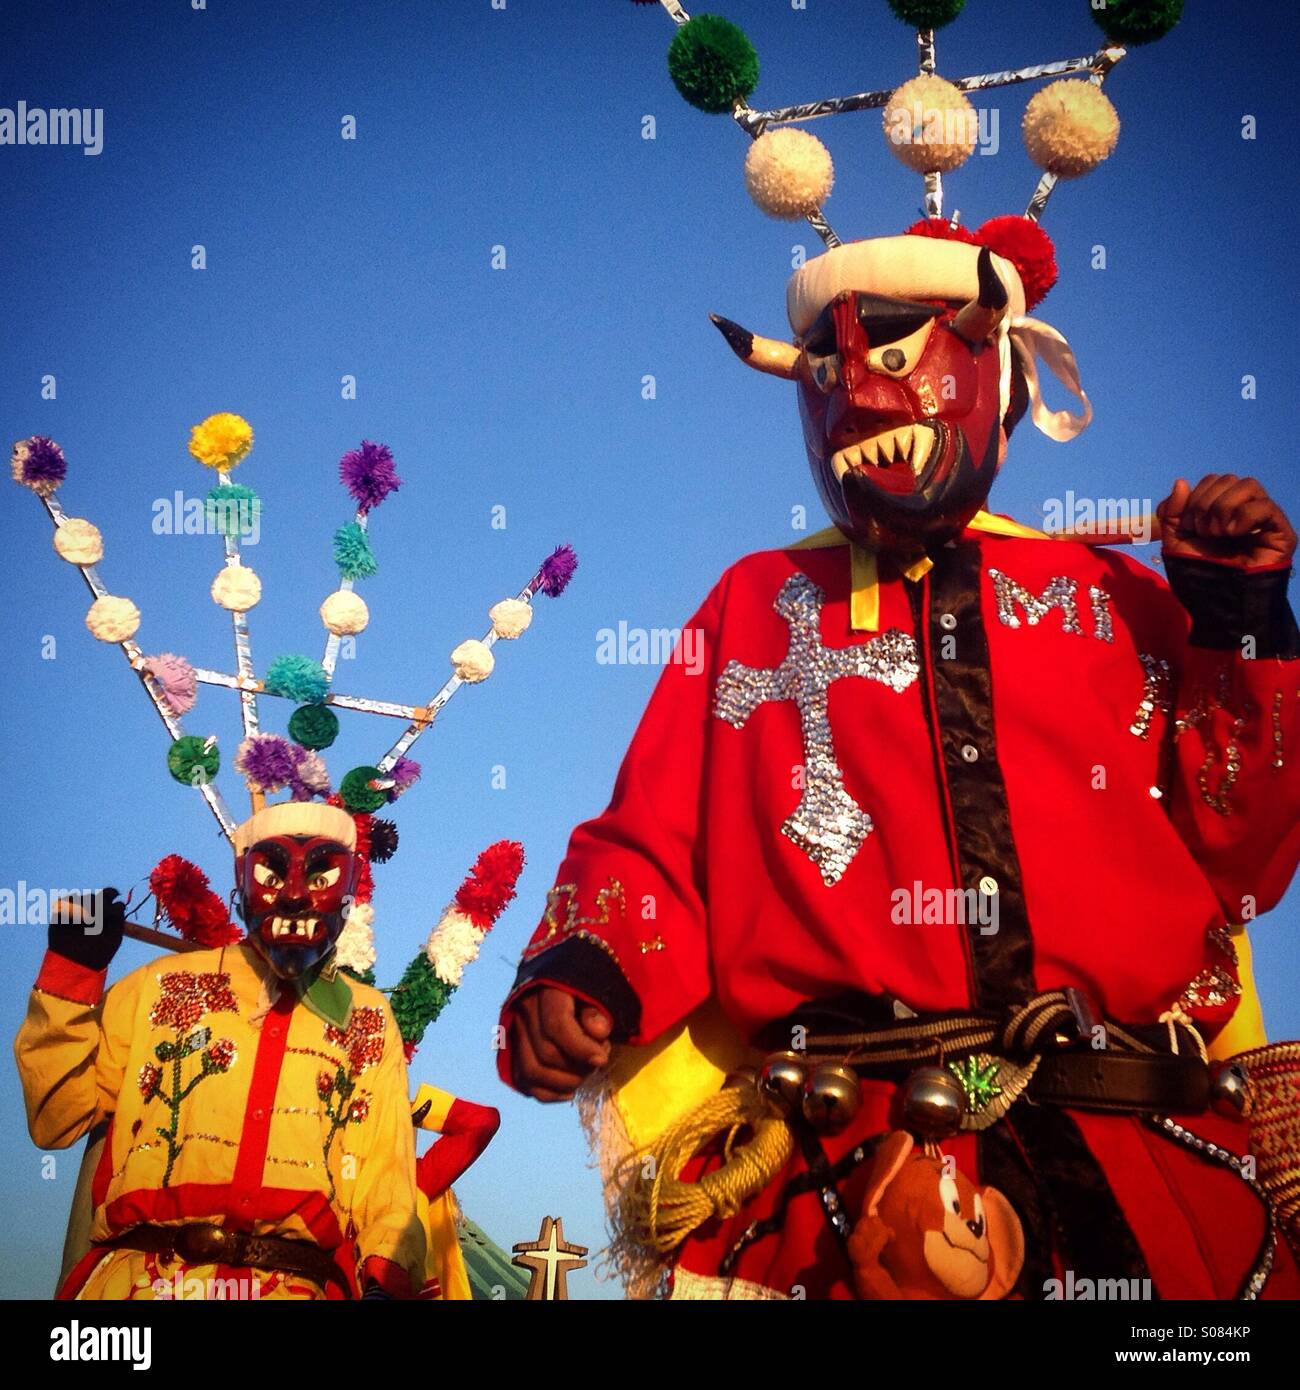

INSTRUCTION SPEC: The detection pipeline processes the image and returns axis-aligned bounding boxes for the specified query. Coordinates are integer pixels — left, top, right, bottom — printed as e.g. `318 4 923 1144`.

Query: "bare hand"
1157 475 1296 570
509 987 613 1102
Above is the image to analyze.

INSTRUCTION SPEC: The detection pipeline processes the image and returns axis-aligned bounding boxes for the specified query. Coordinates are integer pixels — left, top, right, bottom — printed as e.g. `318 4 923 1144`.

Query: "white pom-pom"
744 128 835 221
336 901 377 974
320 589 370 636
53 518 103 566
85 595 140 643
450 638 495 683
424 907 487 988
489 597 533 640
882 74 976 174
211 564 261 612
1022 80 1120 179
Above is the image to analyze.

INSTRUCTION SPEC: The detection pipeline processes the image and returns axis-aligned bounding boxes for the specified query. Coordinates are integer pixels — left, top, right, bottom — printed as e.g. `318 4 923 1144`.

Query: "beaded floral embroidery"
139 972 239 1185
317 1005 385 1198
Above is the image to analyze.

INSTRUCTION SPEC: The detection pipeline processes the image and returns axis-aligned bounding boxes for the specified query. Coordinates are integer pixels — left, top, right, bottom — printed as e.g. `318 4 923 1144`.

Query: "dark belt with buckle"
100 1222 346 1293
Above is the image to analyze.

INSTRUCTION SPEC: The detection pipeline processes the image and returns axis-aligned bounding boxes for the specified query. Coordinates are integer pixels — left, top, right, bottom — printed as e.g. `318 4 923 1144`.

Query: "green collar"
294 963 353 1029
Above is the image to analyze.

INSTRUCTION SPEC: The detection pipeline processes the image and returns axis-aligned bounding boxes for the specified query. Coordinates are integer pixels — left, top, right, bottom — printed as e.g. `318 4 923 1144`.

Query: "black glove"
48 887 126 972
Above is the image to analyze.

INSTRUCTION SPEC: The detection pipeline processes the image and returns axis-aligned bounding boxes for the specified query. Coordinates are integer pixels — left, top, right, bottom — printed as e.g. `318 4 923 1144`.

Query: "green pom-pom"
333 521 377 581
1090 0 1183 45
288 703 339 750
886 0 966 29
205 483 261 538
390 951 455 1048
668 14 758 114
340 765 387 814
167 735 219 786
264 653 329 704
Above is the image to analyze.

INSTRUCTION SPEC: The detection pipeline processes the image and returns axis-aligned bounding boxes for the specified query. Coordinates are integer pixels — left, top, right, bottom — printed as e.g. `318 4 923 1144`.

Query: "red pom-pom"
974 215 1058 310
453 840 526 930
350 813 375 905
149 853 241 947
903 216 977 244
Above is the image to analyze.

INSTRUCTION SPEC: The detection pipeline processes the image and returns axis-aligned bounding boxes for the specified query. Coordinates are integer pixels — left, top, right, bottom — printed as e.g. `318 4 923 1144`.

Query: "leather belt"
1029 1049 1210 1114
101 1222 345 1292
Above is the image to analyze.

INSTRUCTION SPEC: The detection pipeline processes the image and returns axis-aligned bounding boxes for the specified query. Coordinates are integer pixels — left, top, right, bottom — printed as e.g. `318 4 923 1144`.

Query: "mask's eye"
802 350 840 394
939 1173 962 1216
252 863 282 889
307 866 342 891
865 317 934 378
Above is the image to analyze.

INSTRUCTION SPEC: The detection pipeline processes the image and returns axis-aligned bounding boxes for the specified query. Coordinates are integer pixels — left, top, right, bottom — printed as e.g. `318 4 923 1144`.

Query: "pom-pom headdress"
14 415 577 971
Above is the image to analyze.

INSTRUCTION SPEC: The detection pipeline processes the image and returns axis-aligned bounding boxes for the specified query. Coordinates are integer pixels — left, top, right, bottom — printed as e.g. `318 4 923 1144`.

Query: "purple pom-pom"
236 734 300 793
236 733 332 801
11 436 67 496
536 544 578 598
339 440 402 512
387 757 422 802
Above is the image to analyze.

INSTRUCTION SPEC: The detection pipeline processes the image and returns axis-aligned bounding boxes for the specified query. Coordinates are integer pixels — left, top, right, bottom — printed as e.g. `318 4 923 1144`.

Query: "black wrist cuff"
511 937 641 1041
1164 556 1299 659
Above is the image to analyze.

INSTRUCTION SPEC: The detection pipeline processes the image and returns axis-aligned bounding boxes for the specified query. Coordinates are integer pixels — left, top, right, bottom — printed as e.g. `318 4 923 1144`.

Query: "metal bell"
899 1065 967 1141
758 1051 807 1117
1209 1061 1251 1119
801 1063 861 1134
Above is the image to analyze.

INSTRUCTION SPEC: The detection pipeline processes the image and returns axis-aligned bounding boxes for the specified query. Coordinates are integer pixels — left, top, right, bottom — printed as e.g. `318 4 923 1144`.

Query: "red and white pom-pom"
422 840 526 988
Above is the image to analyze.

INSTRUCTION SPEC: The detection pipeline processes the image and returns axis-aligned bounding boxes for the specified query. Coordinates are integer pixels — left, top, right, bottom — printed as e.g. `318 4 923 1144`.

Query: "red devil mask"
237 833 359 981
713 243 1026 553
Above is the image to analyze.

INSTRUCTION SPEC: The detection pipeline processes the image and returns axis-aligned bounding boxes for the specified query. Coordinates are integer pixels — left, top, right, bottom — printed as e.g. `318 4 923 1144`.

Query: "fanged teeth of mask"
268 916 319 939
831 424 938 482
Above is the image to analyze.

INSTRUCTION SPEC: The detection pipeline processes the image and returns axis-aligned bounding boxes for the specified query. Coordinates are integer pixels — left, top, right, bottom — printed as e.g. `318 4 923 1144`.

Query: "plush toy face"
848 1131 1024 1301
237 833 357 980
796 289 1005 552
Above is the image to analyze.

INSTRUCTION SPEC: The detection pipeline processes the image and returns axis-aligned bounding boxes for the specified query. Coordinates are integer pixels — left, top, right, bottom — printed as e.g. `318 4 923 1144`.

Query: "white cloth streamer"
1009 315 1093 442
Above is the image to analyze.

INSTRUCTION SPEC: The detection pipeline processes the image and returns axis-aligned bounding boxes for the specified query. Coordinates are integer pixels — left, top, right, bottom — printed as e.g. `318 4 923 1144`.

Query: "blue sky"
0 0 1296 1299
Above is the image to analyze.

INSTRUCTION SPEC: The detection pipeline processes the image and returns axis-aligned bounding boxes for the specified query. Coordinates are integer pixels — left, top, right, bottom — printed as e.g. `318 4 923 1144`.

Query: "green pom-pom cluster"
264 653 329 704
390 951 455 1048
333 521 377 581
668 14 758 114
340 765 387 814
1090 0 1183 45
886 0 966 29
205 483 261 538
288 703 340 750
167 735 219 785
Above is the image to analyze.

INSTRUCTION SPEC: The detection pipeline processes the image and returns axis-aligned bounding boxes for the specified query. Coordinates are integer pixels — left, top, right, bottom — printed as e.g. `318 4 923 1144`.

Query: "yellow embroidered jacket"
14 942 425 1299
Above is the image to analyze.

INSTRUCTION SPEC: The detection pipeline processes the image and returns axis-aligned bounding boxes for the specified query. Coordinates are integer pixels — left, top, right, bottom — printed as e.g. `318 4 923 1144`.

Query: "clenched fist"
509 986 613 1102
1157 475 1296 571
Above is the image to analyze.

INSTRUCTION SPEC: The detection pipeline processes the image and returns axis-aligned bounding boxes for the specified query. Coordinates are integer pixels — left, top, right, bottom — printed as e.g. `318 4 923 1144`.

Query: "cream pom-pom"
425 908 487 988
320 589 370 636
744 128 835 220
53 518 103 566
335 901 377 974
450 638 495 683
211 564 261 612
489 597 533 640
85 595 140 643
882 74 977 173
1022 80 1120 179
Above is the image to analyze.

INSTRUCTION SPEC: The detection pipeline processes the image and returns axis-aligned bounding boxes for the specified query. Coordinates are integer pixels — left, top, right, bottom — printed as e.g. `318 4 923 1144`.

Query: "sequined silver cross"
713 573 919 886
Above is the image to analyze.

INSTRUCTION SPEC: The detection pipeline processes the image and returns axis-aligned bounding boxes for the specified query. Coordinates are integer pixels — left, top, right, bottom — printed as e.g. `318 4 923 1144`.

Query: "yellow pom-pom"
86 595 140 643
1022 80 1120 179
489 598 533 639
211 564 262 612
189 413 254 471
744 128 835 221
320 589 370 636
53 518 103 566
883 75 976 174
450 638 495 683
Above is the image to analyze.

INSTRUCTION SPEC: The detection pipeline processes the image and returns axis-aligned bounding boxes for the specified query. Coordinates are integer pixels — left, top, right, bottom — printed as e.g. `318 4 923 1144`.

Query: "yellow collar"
789 510 1050 632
